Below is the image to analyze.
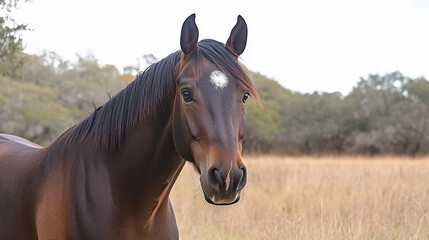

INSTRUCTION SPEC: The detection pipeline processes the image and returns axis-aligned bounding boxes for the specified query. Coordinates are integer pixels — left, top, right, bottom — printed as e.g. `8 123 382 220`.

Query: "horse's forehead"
179 57 237 92
198 69 237 96
199 61 234 90
209 70 229 89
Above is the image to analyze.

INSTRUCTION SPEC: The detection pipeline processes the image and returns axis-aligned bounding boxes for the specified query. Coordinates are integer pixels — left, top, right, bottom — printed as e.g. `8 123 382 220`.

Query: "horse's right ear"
180 14 199 55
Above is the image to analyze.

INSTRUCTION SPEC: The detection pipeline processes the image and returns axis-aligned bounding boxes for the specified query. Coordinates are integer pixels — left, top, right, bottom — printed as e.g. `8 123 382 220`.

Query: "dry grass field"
170 156 429 240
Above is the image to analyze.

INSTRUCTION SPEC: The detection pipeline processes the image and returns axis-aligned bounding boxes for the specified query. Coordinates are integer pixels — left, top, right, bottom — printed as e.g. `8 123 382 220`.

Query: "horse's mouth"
203 193 241 206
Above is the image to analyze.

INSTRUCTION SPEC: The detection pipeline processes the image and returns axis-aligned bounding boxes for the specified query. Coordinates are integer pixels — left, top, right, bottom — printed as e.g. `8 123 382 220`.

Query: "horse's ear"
180 14 199 55
226 15 248 56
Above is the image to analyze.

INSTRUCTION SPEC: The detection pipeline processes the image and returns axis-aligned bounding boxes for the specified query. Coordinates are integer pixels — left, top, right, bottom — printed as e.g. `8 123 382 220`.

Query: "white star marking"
210 70 228 89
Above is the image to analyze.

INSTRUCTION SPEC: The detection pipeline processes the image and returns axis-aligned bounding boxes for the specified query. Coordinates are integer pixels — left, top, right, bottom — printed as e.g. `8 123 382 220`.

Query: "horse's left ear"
180 14 199 55
226 15 248 56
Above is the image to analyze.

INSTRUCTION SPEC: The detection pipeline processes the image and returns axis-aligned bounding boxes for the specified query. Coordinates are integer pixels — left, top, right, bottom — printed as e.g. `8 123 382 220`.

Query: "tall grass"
170 156 429 240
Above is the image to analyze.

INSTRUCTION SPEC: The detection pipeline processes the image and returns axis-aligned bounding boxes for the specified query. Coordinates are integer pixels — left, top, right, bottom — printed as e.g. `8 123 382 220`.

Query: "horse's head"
172 14 259 205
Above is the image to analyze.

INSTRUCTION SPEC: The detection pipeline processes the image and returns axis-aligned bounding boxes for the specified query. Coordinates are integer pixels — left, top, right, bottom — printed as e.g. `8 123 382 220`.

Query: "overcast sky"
13 0 429 95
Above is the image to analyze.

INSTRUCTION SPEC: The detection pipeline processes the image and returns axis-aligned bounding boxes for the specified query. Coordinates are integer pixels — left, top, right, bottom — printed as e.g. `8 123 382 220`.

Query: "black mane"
64 39 258 152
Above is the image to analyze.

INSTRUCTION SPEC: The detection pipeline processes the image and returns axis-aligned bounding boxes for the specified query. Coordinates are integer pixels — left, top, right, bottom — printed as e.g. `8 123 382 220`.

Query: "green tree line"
245 70 429 156
0 52 129 144
1 51 428 156
0 0 29 77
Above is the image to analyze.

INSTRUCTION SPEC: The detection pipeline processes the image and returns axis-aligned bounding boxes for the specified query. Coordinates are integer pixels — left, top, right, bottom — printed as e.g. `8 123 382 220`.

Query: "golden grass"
170 156 429 240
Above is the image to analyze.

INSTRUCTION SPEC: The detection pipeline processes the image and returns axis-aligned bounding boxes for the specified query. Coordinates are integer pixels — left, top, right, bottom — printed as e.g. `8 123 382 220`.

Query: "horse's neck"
106 115 185 223
36 116 184 238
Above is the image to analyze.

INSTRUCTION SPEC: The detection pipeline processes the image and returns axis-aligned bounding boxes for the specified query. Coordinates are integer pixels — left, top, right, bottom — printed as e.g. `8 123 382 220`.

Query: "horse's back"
0 133 42 174
0 133 42 149
0 133 43 166
0 134 43 239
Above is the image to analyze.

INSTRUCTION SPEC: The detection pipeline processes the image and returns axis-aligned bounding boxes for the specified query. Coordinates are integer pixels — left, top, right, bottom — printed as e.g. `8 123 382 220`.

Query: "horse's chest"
114 201 179 240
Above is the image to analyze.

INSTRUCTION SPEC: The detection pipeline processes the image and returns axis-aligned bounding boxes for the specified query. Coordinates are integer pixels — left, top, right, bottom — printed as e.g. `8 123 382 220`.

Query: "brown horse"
0 14 259 239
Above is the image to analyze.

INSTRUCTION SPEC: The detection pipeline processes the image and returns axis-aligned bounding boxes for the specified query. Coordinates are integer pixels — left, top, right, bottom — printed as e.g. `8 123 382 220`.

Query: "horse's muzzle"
201 164 247 205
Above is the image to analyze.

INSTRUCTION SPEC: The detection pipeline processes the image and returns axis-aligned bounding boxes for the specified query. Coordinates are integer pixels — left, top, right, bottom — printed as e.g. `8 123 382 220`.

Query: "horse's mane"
64 39 259 152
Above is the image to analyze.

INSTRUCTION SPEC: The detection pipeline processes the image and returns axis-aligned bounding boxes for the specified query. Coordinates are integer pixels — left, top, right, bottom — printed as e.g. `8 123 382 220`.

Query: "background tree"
0 0 29 78
0 52 126 145
1 44 428 155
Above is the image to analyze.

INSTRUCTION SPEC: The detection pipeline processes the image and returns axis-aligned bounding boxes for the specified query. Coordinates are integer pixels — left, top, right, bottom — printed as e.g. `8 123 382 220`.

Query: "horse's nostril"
208 165 247 194
236 165 247 191
208 167 221 192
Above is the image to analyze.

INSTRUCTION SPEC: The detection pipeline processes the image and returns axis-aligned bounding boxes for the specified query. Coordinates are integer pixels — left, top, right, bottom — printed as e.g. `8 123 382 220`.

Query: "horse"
0 14 259 239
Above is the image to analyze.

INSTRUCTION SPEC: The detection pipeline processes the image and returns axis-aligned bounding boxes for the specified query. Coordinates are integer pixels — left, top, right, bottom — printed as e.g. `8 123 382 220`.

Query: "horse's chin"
203 192 241 206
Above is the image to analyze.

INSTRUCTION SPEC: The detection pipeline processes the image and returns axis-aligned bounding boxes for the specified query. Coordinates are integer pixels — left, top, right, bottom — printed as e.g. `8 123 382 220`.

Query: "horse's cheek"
172 107 194 162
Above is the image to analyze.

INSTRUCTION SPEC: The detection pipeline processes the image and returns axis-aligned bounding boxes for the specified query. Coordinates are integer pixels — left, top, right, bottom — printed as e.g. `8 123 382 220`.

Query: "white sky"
13 0 429 95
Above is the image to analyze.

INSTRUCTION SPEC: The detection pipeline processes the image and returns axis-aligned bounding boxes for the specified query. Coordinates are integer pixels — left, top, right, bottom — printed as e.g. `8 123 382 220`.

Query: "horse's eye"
242 92 250 104
181 89 193 102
